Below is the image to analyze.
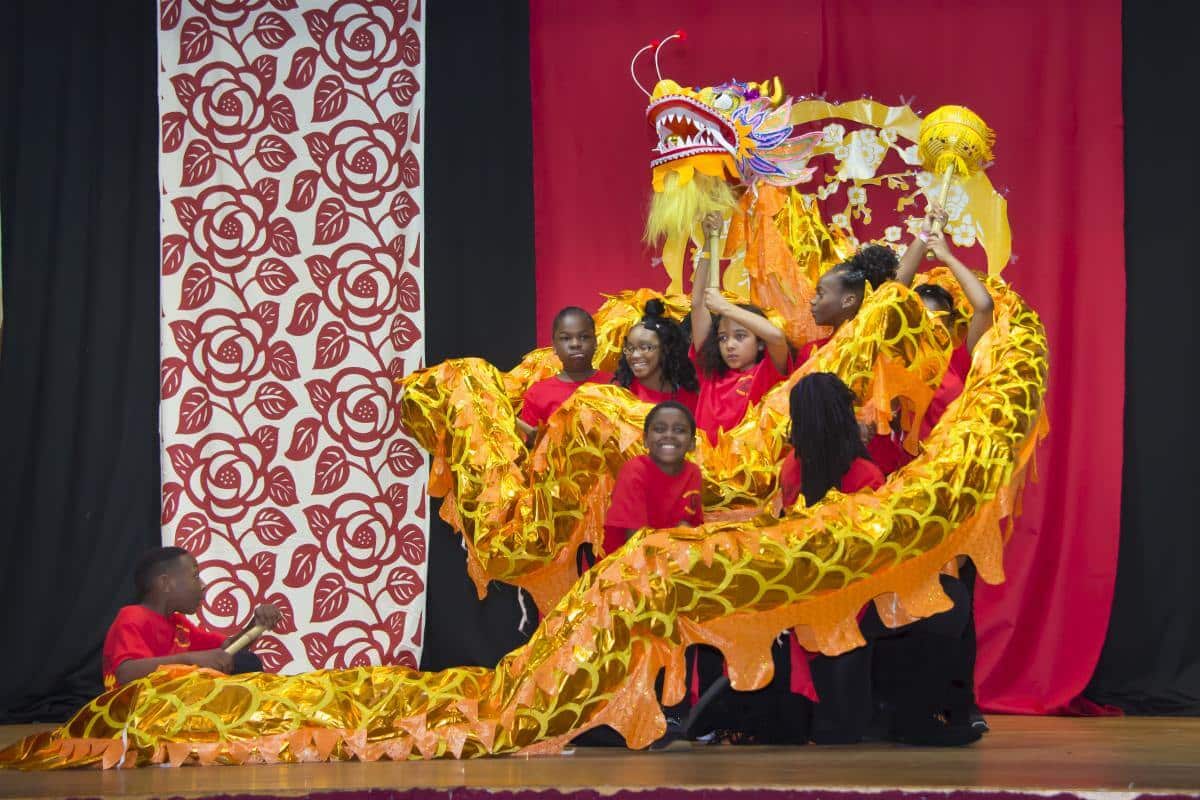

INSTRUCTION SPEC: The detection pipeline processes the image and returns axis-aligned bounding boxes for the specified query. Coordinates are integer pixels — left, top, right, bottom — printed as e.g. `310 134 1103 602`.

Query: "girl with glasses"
612 299 699 414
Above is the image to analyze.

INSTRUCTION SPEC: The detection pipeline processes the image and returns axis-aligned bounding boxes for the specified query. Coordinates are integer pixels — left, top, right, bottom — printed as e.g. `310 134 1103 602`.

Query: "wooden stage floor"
0 715 1197 799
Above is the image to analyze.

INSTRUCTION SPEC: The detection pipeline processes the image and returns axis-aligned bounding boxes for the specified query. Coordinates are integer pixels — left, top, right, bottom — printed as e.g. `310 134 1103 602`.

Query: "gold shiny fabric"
400 282 951 614
0 278 1047 769
0 81 1048 770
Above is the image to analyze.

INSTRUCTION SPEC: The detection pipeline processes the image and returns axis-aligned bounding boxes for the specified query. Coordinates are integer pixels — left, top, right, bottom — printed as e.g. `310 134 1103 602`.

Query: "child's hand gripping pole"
924 165 956 260
700 211 723 289
222 623 268 655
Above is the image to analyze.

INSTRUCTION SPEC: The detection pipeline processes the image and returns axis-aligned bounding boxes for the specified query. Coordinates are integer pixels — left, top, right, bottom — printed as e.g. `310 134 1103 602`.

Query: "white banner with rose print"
158 0 427 673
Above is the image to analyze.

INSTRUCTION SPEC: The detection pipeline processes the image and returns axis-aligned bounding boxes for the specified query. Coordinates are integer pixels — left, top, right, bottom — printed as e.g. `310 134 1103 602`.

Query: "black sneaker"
887 708 983 747
650 715 688 750
969 707 990 734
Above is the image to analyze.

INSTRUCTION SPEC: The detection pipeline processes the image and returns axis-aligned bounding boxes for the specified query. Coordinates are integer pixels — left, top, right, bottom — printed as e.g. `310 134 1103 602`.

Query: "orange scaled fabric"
0 279 1047 769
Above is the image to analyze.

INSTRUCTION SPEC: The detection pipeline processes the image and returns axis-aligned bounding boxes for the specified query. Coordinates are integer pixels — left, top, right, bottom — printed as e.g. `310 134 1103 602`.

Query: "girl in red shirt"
778 372 975 746
602 401 703 556
797 244 902 367
612 299 699 413
693 374 885 745
779 372 885 508
690 215 791 444
895 208 994 736
897 205 995 361
777 374 883 735
897 208 995 436
867 205 997 466
517 306 612 441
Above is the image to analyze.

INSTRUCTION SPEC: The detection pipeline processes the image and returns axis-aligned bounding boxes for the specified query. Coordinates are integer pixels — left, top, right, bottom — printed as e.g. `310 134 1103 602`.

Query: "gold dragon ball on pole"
918 105 995 253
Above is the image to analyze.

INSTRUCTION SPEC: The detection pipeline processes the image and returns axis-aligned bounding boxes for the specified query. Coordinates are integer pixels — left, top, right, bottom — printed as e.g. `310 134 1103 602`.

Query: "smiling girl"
613 299 699 413
601 402 703 556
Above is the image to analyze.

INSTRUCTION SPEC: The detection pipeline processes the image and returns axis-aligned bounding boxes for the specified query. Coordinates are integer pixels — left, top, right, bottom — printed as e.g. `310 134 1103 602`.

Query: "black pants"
232 650 263 675
689 572 977 744
810 572 975 743
572 642 717 747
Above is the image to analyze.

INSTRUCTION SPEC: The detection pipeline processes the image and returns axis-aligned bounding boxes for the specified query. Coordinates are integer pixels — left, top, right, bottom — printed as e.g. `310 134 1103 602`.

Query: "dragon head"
646 76 818 192
634 35 822 255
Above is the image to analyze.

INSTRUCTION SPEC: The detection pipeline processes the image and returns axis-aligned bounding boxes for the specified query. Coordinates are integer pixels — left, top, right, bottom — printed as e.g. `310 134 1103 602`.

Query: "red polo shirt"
102 605 225 689
602 455 704 555
518 371 613 427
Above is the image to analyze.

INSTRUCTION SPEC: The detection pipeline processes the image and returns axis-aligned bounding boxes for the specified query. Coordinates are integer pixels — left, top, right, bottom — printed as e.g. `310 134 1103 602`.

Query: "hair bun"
643 298 667 318
856 244 900 287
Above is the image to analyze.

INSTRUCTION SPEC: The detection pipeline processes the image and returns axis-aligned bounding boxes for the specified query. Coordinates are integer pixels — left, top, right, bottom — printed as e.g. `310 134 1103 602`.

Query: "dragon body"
0 58 1045 769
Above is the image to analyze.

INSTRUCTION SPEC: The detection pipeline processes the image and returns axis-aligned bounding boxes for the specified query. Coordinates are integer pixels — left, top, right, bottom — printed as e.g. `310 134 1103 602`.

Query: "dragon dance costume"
0 37 1047 769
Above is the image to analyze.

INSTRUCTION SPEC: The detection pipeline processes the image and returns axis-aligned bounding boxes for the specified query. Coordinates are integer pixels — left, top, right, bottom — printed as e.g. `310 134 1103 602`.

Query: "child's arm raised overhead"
704 289 791 374
896 205 949 287
927 229 994 354
690 212 723 349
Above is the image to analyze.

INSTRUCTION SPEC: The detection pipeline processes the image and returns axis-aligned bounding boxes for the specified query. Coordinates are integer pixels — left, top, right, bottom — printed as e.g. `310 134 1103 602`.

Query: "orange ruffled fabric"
399 281 951 614
0 278 1047 770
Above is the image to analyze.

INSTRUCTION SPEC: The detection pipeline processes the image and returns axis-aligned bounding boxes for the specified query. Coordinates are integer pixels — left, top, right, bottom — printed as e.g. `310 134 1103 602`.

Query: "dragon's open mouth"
647 95 737 167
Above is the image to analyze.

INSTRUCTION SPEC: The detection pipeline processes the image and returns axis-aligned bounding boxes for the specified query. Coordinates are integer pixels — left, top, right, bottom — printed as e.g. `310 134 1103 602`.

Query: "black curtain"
1085 0 1199 714
0 0 161 721
419 1 535 670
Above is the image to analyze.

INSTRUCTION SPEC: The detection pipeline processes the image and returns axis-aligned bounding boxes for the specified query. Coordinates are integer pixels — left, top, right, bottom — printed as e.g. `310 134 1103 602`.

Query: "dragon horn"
630 43 654 98
767 76 784 104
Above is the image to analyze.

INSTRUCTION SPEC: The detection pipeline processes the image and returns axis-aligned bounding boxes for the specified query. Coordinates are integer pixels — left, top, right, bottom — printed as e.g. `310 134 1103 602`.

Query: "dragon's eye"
712 92 736 111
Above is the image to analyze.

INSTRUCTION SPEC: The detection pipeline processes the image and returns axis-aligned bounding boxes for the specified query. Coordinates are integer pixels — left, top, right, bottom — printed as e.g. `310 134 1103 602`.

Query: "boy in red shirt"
517 306 612 442
101 547 282 689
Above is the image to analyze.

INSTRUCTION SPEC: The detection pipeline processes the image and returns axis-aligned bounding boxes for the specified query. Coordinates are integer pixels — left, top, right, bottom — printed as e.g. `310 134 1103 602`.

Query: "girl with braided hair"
779 372 886 507
777 373 977 747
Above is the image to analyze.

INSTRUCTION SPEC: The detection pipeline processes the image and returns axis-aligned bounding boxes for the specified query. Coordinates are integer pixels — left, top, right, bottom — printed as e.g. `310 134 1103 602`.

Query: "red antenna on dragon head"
630 30 687 97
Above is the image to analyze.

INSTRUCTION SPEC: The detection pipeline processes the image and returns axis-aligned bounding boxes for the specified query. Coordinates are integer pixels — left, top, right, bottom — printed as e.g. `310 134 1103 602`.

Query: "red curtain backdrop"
529 0 1123 713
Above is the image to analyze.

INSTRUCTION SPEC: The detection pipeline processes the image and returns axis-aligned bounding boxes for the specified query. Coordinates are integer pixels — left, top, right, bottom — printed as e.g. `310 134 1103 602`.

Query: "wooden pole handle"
707 230 720 289
223 623 267 655
931 164 956 234
925 164 957 259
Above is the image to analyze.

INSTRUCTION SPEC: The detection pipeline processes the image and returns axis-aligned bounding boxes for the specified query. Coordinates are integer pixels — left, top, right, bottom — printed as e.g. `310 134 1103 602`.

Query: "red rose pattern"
182 433 272 523
320 493 403 582
318 121 407 208
322 244 401 331
321 367 399 457
160 3 426 673
187 187 273 273
327 620 409 668
188 309 272 395
197 557 270 631
186 64 272 150
316 0 408 84
194 0 269 29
